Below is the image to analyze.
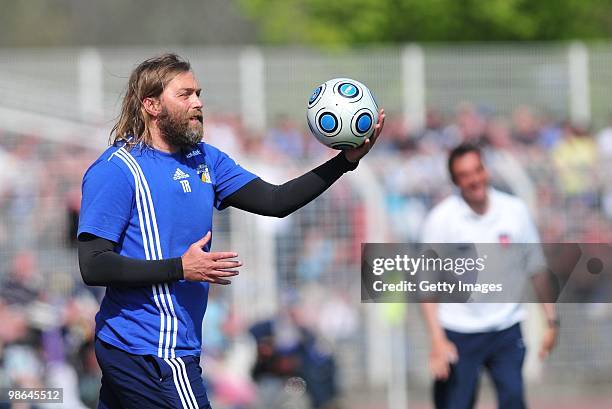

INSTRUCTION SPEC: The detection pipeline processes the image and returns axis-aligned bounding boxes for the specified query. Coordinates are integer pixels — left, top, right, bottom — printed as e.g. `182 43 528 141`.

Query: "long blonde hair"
110 53 191 148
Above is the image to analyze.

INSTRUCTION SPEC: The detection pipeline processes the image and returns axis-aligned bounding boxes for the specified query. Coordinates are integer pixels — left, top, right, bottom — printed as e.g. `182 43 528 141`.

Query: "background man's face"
451 151 489 205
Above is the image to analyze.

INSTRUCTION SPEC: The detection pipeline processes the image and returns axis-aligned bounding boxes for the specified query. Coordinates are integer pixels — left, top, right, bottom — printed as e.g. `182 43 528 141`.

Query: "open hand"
181 232 242 284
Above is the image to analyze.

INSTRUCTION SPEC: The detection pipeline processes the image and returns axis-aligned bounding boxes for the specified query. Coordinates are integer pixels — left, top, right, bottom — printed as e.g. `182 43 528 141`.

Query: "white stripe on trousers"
166 357 199 409
164 357 192 409
175 357 199 407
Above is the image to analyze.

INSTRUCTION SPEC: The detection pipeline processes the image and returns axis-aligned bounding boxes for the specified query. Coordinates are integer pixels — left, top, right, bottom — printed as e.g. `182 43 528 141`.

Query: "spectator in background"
451 102 487 146
296 229 335 283
537 110 564 150
596 115 612 220
552 122 598 208
378 114 414 152
265 115 306 159
4 136 41 250
249 294 338 409
0 250 41 306
419 108 459 152
483 117 539 213
203 303 257 409
204 114 245 158
512 106 540 146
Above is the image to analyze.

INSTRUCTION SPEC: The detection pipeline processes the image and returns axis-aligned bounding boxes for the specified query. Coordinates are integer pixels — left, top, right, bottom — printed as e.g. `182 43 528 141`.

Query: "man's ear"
142 97 162 117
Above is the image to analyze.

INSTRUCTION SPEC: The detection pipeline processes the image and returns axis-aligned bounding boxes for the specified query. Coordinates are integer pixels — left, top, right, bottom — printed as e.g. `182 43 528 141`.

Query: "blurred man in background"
420 144 559 409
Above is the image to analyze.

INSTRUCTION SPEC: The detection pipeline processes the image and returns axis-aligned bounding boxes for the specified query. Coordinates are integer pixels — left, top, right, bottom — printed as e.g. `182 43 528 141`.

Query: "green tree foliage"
0 0 257 47
2 0 612 47
237 0 612 46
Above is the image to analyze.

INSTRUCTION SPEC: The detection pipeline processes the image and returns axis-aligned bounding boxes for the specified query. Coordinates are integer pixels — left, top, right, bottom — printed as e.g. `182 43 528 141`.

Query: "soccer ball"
307 78 379 150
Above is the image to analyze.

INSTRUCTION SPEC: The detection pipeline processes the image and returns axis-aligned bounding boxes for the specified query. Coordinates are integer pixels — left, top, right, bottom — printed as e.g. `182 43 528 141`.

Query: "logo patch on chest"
197 164 212 184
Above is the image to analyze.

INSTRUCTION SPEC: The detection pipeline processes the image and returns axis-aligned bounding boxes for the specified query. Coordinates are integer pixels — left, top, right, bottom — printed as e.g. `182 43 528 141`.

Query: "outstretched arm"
221 152 355 217
222 109 385 217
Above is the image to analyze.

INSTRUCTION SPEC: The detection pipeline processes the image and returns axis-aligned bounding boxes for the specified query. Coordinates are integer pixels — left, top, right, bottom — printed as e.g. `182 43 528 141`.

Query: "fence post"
78 48 103 123
240 47 266 133
568 41 591 127
346 164 395 392
402 44 426 132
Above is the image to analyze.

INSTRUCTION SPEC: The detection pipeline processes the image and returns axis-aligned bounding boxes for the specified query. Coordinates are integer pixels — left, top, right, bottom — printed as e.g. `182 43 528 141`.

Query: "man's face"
158 71 203 148
451 151 489 206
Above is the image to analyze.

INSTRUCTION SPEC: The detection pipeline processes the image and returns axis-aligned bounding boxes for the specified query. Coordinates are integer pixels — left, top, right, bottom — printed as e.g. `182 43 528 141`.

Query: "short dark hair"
447 143 482 182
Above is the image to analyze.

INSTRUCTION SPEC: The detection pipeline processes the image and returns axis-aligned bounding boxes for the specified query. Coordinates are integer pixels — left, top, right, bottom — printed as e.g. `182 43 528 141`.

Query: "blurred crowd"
0 103 612 408
377 103 612 244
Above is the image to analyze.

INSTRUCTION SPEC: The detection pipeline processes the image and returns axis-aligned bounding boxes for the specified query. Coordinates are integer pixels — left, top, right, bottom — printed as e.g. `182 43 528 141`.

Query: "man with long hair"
77 53 384 408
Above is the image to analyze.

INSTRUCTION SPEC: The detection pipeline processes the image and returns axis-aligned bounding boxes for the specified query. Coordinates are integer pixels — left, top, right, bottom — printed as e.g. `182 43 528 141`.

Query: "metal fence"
1 42 611 136
1 44 612 408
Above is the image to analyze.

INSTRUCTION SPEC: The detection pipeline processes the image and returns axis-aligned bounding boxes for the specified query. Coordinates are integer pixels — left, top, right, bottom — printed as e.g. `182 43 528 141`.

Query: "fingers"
212 260 242 270
372 109 386 142
431 360 450 380
205 270 239 285
209 251 239 261
539 343 553 360
367 109 385 147
360 138 371 151
193 231 212 248
212 270 240 278
539 348 547 360
209 277 232 285
430 340 456 380
203 258 241 284
539 329 557 360
376 108 386 128
448 344 459 363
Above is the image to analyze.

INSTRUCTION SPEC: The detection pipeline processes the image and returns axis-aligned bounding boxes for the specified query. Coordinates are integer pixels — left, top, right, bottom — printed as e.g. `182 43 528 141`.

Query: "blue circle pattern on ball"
319 113 338 132
309 86 322 105
319 113 337 132
357 113 372 133
338 82 359 98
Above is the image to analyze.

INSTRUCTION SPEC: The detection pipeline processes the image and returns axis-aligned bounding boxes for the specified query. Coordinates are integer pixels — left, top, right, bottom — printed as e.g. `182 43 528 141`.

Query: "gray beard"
158 109 202 148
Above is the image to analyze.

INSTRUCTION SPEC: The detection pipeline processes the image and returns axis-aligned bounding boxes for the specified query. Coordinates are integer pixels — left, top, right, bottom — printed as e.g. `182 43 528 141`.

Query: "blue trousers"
94 337 212 409
434 323 526 409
